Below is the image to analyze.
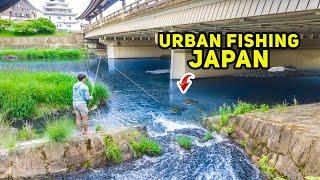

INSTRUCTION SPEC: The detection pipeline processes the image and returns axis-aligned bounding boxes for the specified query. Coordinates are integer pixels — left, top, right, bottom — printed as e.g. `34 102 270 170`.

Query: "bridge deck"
84 0 320 38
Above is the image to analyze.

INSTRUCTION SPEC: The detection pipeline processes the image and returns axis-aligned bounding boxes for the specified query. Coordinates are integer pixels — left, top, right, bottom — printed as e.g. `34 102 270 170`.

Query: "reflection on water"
2 58 320 179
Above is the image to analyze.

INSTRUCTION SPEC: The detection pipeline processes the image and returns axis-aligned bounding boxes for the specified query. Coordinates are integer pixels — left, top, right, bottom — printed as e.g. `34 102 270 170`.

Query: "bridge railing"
84 0 187 33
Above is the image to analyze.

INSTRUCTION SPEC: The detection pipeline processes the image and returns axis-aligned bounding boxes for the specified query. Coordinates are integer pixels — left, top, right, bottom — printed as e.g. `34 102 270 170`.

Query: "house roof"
0 0 41 13
0 0 20 13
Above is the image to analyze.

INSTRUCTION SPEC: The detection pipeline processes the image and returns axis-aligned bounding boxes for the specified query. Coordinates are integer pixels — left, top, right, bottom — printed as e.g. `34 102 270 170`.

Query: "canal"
2 58 320 179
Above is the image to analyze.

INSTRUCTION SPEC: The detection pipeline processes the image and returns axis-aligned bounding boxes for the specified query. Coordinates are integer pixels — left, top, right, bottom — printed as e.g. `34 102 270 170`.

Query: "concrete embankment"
204 103 320 179
0 33 84 49
0 126 146 179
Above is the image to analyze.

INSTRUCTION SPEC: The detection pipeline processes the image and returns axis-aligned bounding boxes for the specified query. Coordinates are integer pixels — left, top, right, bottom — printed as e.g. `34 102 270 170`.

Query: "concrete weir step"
0 126 147 179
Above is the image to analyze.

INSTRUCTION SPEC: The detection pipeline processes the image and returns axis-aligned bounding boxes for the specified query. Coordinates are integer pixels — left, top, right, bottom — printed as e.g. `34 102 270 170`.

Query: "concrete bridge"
79 0 320 79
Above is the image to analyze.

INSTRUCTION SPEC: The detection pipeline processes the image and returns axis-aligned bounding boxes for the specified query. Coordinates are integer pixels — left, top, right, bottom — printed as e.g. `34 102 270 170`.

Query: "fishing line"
102 58 162 104
91 57 102 96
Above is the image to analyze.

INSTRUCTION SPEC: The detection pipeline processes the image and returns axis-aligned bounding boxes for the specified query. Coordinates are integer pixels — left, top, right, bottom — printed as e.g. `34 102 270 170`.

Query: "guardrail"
83 0 188 32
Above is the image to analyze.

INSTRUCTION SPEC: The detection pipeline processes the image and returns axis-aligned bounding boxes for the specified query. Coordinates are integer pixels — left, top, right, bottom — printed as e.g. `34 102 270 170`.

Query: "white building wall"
44 14 80 31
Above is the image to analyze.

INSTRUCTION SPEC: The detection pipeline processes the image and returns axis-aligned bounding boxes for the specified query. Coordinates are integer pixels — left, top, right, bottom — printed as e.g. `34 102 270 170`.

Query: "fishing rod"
91 56 102 96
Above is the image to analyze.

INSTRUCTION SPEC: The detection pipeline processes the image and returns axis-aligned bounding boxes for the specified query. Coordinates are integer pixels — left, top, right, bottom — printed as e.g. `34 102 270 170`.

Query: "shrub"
0 19 13 31
32 18 56 34
176 136 192 150
13 20 37 35
18 123 36 141
203 132 213 142
8 18 56 36
45 118 75 142
104 136 123 164
130 137 162 157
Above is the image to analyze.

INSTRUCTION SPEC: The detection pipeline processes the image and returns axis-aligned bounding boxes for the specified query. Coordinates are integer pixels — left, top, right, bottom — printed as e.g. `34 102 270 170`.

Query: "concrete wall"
0 33 84 49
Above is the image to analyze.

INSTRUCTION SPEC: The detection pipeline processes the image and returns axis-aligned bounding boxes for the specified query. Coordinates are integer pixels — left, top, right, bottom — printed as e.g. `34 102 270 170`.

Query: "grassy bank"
0 69 110 121
0 48 87 60
0 31 73 37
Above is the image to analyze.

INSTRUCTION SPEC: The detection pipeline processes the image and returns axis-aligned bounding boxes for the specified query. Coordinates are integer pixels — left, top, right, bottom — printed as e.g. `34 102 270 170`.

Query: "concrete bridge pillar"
170 49 245 79
99 39 170 59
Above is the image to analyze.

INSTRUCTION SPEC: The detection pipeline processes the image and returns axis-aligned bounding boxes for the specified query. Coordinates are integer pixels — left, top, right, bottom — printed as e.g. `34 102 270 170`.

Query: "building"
43 0 79 31
0 0 41 21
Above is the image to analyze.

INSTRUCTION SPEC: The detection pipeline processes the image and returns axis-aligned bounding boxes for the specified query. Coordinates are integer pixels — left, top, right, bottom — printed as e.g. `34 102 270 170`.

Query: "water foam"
146 69 170 74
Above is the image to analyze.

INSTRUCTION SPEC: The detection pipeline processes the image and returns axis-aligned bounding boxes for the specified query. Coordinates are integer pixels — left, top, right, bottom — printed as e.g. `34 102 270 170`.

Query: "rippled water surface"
2 58 320 179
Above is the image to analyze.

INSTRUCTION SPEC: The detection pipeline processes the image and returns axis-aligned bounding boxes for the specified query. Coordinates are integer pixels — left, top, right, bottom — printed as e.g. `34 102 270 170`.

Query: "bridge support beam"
100 39 170 59
170 48 320 80
270 49 320 69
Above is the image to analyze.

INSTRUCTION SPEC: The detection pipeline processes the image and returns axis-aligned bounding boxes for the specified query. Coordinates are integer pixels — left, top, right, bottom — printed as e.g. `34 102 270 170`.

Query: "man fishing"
73 74 93 135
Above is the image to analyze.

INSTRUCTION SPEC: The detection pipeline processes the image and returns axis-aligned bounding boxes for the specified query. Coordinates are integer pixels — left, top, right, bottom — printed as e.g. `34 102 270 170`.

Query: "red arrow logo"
177 73 195 94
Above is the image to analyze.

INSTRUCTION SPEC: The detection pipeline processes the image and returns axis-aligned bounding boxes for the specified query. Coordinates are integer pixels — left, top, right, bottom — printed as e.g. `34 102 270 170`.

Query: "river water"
2 58 320 179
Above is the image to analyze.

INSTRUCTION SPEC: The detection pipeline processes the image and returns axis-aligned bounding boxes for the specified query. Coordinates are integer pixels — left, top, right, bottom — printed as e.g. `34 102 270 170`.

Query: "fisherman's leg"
74 107 81 130
79 104 89 135
81 114 89 135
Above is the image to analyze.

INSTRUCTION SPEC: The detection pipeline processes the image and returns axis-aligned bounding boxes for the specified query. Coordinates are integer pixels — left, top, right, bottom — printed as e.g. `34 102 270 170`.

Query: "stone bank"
204 103 320 179
0 126 146 179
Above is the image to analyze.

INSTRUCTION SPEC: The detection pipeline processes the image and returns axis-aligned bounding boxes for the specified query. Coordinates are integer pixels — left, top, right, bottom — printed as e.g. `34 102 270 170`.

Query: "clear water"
2 58 320 179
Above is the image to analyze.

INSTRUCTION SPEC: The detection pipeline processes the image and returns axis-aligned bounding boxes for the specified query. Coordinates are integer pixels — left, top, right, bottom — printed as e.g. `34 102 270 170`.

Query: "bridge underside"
84 0 320 79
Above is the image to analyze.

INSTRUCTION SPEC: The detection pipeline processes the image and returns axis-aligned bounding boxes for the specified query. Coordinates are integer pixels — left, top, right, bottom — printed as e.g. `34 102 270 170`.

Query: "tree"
12 20 37 35
0 19 14 31
32 18 56 34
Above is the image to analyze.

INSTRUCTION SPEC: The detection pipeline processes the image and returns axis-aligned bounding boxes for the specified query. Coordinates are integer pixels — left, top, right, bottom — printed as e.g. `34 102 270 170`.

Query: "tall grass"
0 48 87 60
0 69 110 121
0 120 17 150
45 118 75 142
104 136 123 164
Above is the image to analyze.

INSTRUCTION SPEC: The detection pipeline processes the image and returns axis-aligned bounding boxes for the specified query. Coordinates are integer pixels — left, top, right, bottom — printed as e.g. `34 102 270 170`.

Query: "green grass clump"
176 136 192 150
273 102 288 112
258 155 277 178
104 136 123 164
130 137 162 157
258 104 270 112
0 124 17 150
45 118 75 142
233 101 257 115
95 124 103 132
0 48 87 60
0 69 110 121
305 176 320 180
81 160 92 169
203 132 213 142
18 123 36 141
